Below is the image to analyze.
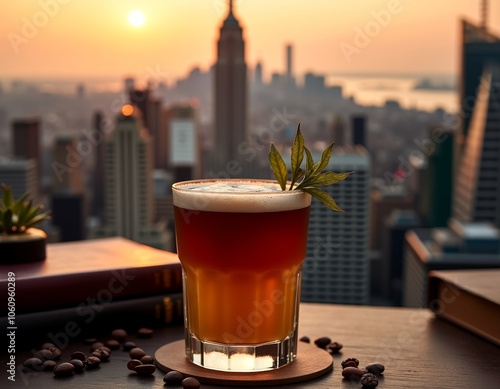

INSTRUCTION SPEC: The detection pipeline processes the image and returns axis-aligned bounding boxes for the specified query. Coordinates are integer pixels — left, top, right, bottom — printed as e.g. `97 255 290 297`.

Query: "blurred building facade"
209 0 250 178
301 146 371 304
89 105 171 250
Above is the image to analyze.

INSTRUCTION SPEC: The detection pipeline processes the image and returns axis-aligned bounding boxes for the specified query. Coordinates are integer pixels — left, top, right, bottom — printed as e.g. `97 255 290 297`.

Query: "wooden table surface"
1 303 499 388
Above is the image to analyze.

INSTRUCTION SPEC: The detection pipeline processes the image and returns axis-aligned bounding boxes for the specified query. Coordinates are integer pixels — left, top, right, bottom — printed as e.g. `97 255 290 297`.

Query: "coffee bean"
106 339 121 350
163 370 184 384
111 328 128 342
92 349 110 361
299 336 310 343
364 362 385 376
327 341 343 353
182 376 201 389
85 356 101 369
48 347 62 359
42 360 57 371
129 347 146 360
134 364 156 376
69 359 85 372
122 341 137 351
137 327 153 338
342 366 364 380
53 362 75 377
84 337 98 344
127 359 142 371
140 355 154 364
341 357 360 368
361 372 379 388
314 337 331 349
23 357 43 370
34 349 56 361
40 342 56 350
70 351 87 361
90 342 105 351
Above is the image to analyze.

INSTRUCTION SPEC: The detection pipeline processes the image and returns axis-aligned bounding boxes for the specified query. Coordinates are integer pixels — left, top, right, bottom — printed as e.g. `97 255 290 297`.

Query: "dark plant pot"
0 228 47 264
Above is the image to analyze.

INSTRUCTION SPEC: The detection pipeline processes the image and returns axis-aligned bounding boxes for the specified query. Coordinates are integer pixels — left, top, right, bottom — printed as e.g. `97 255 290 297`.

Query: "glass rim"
171 178 306 196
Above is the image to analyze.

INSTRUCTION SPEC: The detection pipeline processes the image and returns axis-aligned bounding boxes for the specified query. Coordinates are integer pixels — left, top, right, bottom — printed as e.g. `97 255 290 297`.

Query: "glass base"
185 332 298 372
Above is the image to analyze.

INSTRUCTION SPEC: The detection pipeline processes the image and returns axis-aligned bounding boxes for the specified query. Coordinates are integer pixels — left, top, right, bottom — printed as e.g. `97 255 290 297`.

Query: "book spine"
1 293 184 351
1 263 183 315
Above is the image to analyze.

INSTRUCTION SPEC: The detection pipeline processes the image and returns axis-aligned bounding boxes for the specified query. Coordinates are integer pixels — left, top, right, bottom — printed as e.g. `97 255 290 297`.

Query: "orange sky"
2 0 500 84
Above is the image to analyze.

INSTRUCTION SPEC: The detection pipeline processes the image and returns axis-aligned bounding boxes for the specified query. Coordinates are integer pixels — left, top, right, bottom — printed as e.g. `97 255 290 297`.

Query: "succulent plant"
0 183 51 235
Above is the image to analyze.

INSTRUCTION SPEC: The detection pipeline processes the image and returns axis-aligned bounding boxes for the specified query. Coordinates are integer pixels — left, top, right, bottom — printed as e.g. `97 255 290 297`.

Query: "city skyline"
2 1 500 83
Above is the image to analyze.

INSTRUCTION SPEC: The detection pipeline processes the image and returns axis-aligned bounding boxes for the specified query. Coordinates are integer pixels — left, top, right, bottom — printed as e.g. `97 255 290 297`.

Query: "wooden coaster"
155 340 333 386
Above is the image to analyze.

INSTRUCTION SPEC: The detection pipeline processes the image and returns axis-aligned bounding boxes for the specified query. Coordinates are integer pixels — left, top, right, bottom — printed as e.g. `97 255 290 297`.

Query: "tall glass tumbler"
172 179 311 372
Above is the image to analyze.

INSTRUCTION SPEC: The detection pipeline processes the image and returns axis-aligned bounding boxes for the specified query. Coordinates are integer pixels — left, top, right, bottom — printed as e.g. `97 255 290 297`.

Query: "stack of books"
0 237 184 349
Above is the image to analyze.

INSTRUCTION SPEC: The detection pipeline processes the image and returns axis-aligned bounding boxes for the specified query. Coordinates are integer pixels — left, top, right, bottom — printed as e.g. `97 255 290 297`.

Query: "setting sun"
128 9 145 28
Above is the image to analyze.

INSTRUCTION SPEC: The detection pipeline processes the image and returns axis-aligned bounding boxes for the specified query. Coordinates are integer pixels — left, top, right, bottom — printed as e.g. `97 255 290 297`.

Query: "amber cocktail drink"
172 179 311 372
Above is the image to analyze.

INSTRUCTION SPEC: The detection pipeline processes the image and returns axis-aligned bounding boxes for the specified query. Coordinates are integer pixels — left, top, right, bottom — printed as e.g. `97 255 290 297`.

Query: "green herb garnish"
269 124 352 212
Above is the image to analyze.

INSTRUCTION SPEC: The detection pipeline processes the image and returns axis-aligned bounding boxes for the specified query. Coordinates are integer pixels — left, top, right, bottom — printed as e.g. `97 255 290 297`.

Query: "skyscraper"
90 105 171 250
456 19 500 175
453 64 500 228
286 44 295 88
0 159 38 200
211 0 248 177
301 146 371 304
11 118 41 179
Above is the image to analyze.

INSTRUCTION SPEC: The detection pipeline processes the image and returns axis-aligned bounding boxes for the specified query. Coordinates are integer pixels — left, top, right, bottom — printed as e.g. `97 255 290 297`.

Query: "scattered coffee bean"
47 347 62 359
70 351 87 361
140 355 154 364
163 370 184 385
106 339 121 350
364 362 385 376
122 341 137 351
84 338 98 345
85 356 101 369
42 360 57 371
341 357 359 368
53 362 75 377
299 336 310 343
138 327 153 338
314 337 331 349
111 328 128 342
341 366 364 380
129 347 146 360
34 349 56 361
40 342 56 350
127 359 142 371
69 359 85 372
23 357 43 370
361 372 379 388
182 376 201 389
134 364 156 376
90 342 105 351
327 341 343 353
92 349 110 361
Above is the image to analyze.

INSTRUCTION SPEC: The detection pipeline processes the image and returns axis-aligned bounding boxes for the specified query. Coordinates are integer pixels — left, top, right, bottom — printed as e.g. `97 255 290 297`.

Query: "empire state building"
211 0 249 177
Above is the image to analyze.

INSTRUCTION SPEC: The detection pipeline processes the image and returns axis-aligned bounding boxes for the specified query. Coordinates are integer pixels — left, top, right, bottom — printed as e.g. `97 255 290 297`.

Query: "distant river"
326 75 458 113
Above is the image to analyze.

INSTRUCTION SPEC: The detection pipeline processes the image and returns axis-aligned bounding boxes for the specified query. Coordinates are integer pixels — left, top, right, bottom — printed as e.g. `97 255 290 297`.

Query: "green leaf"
3 209 13 232
289 124 305 189
23 211 51 230
269 143 288 191
304 147 314 178
302 187 344 212
1 184 13 208
312 142 334 175
16 199 33 227
12 192 30 214
297 171 352 189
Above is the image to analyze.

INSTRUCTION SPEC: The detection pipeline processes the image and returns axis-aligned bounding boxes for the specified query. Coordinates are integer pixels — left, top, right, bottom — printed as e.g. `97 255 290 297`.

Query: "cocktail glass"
172 179 311 372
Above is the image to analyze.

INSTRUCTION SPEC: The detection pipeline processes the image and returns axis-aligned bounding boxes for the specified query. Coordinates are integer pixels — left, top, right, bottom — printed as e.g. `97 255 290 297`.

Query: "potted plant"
0 183 51 264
